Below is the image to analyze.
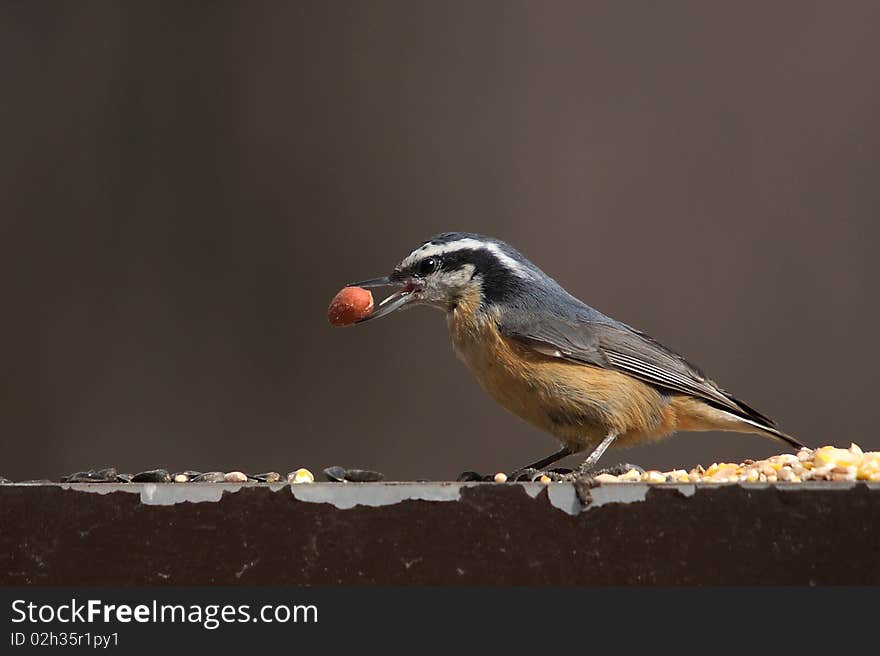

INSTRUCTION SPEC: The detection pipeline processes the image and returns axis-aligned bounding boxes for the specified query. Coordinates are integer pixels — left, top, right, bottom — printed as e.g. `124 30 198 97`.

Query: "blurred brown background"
1 1 877 481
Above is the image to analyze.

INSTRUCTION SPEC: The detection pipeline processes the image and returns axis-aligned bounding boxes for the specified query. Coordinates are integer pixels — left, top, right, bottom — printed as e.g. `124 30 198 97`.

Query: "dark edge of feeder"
1 481 877 585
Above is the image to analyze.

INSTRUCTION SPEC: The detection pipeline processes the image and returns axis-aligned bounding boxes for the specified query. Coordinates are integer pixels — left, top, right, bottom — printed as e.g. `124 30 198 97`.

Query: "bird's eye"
416 257 440 277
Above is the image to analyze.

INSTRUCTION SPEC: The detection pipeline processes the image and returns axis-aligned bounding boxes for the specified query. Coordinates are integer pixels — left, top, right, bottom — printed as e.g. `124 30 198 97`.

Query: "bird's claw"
592 462 645 477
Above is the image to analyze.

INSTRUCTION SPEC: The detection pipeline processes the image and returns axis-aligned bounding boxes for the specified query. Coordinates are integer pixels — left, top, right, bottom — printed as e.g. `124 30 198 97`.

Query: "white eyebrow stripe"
402 238 533 279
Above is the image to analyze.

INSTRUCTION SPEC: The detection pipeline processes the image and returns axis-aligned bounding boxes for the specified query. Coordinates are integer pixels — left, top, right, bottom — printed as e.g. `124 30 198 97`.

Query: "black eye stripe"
436 248 521 303
436 249 481 272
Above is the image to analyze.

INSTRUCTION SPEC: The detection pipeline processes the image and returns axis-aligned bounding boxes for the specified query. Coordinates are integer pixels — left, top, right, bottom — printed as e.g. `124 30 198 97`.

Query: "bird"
347 232 803 478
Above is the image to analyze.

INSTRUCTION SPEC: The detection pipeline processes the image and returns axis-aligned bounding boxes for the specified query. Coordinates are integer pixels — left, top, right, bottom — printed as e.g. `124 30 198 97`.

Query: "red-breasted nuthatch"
349 232 803 476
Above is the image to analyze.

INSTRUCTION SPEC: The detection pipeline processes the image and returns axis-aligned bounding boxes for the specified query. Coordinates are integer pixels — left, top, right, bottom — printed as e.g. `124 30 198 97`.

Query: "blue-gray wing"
498 312 778 430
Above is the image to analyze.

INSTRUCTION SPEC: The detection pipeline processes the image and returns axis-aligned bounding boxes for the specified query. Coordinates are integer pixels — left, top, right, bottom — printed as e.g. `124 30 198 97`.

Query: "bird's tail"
719 393 806 450
730 414 806 451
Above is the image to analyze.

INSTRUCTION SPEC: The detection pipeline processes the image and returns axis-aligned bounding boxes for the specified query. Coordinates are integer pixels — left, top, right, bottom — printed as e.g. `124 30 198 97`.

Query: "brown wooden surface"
1 482 877 585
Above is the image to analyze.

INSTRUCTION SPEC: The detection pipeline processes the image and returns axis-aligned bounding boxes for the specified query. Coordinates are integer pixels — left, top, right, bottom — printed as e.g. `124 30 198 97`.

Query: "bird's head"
350 232 542 322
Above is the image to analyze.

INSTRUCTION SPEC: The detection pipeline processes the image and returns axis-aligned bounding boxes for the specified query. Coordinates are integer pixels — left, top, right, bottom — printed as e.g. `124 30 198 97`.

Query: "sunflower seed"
131 469 171 483
344 469 384 482
191 472 226 483
322 466 347 482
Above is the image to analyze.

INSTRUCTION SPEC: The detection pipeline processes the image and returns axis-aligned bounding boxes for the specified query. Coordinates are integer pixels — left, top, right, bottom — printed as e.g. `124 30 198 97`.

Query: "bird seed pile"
584 444 880 484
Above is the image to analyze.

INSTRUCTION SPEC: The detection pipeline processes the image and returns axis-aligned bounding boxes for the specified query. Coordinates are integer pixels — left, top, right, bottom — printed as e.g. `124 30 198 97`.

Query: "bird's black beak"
347 276 416 323
348 277 393 289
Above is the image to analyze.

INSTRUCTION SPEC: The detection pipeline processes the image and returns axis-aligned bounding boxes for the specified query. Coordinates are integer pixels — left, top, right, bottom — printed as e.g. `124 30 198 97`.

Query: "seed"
172 471 201 483
191 472 226 483
617 468 642 482
130 469 171 483
344 469 384 483
797 447 814 461
777 467 797 482
667 469 690 483
494 472 508 483
642 470 666 484
288 468 314 484
814 446 859 468
323 466 348 482
594 473 618 483
224 471 248 483
62 470 109 483
62 468 118 483
857 465 879 480
252 472 281 483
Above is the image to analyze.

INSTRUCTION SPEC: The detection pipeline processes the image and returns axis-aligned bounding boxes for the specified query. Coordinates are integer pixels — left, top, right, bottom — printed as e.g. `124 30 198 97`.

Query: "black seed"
322 466 347 482
190 472 226 483
252 472 281 483
344 469 384 482
456 471 484 482
62 470 116 483
548 467 573 475
62 471 93 483
116 473 133 483
130 469 171 483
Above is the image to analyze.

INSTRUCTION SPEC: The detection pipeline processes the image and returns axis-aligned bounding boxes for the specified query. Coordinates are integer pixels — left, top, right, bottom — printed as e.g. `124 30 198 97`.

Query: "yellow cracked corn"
288 468 314 484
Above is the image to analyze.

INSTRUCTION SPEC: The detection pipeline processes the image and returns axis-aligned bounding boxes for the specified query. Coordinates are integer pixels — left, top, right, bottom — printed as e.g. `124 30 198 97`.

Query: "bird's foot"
592 462 645 477
458 463 643 484
508 467 542 482
506 467 574 482
557 462 645 483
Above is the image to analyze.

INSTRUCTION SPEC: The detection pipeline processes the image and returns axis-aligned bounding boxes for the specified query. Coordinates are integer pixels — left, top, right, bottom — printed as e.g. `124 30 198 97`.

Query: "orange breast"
446 292 673 450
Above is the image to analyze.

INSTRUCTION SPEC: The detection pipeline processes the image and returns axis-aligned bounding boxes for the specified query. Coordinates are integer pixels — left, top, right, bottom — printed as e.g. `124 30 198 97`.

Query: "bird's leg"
509 445 574 481
575 432 617 474
556 432 621 482
522 445 574 471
